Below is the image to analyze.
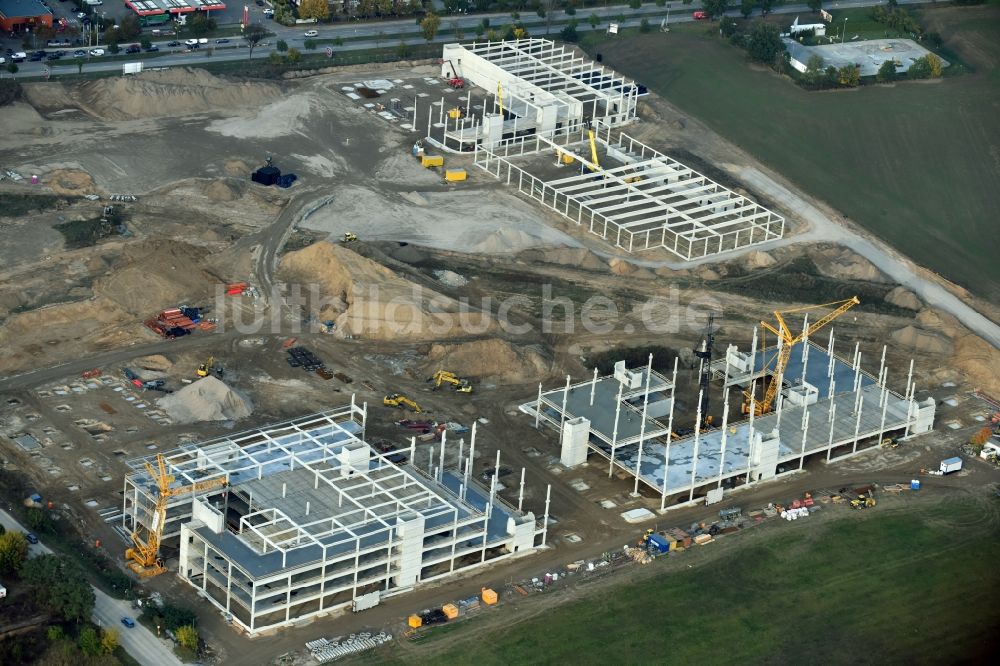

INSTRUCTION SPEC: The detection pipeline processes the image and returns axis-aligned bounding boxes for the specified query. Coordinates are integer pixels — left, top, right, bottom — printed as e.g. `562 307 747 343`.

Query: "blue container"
910 479 921 491
648 533 670 554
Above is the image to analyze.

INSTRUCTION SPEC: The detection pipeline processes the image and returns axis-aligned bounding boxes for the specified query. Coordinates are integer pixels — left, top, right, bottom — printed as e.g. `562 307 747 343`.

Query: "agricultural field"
388 495 1000 664
583 4 1000 304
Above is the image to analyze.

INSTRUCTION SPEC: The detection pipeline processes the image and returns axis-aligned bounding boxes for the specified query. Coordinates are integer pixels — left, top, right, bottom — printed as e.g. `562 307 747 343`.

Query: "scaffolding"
122 401 548 635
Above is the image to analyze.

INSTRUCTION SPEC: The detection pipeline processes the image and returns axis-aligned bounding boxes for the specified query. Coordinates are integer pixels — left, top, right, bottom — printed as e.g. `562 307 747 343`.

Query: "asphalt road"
0 508 185 666
6 0 922 78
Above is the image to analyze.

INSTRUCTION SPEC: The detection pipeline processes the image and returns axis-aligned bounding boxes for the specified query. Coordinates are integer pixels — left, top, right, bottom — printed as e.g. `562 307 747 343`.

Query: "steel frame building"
122 402 546 635
521 331 935 510
438 38 640 151
474 127 785 259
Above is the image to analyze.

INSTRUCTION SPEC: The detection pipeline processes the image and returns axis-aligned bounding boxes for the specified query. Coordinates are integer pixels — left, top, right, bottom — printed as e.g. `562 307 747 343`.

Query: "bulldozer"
881 437 899 450
849 493 877 509
343 232 358 243
429 370 473 393
384 394 422 413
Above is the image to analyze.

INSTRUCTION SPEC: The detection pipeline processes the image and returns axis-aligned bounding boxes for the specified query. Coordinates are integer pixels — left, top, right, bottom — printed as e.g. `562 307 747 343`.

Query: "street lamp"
666 3 671 32
842 17 848 44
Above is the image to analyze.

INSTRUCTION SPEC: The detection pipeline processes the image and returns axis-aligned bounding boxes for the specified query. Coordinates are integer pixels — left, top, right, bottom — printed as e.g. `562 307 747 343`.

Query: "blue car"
121 617 135 628
25 533 38 544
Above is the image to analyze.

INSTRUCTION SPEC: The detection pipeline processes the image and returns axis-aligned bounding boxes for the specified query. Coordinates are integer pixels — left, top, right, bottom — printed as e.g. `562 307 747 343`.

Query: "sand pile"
953 335 1000 395
36 68 281 120
811 247 889 283
517 247 606 271
885 286 921 311
279 241 492 340
891 325 953 355
203 179 241 202
0 297 134 374
206 93 320 139
135 354 172 371
423 339 549 383
743 250 777 269
224 159 253 177
44 168 96 196
94 240 219 316
157 376 252 423
471 228 543 254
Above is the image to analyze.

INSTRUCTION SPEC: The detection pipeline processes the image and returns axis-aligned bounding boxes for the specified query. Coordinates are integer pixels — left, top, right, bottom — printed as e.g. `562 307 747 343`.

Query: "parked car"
89 48 105 56
184 38 199 46
0 57 5 65
75 11 86 18
25 533 38 544
29 53 44 61
47 52 63 60
144 45 159 52
120 617 135 628
73 49 87 57
255 0 263 5
11 52 26 62
303 29 318 38
215 38 230 44
124 44 140 54
692 10 708 20
262 8 274 16
166 40 181 47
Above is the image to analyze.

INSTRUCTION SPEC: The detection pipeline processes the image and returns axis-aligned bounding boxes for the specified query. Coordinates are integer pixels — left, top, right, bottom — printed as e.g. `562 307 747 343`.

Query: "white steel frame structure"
474 126 785 259
521 334 935 511
122 402 546 635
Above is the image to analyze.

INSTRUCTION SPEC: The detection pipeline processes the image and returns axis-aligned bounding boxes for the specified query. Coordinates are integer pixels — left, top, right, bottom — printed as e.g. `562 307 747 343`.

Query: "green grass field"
386 497 999 664
582 5 1000 304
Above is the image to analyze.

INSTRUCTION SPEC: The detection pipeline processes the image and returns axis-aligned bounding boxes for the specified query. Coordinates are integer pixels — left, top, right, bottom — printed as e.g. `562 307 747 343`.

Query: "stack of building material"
665 528 692 548
693 533 714 545
442 604 459 620
481 588 498 605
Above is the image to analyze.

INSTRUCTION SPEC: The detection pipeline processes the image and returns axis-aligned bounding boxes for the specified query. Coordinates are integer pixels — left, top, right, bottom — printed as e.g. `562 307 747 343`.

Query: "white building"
122 404 547 635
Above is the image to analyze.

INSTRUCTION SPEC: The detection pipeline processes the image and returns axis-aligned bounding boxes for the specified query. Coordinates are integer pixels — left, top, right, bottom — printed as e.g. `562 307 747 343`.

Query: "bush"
640 18 651 32
303 39 317 50
275 38 288 52
876 59 896 82
560 22 579 43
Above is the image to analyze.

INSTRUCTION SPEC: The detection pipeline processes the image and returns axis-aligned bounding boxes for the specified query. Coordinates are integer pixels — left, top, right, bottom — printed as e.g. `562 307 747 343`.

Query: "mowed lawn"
388 498 1000 665
590 7 1000 303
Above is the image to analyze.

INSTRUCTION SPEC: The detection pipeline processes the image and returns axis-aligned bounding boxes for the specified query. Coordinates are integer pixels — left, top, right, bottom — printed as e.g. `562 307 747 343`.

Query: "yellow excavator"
125 453 228 577
429 370 473 393
196 356 214 378
743 297 860 416
343 232 357 243
384 394 422 413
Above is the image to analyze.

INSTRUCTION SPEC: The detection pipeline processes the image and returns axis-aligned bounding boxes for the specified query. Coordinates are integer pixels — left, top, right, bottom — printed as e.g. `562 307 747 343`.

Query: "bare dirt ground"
0 60 999 666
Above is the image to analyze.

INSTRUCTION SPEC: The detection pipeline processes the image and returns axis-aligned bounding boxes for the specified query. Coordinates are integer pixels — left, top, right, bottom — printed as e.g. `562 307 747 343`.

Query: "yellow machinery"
445 169 467 182
850 493 877 509
587 129 600 172
447 107 464 120
125 454 228 577
384 393 422 413
343 232 357 243
557 151 574 165
742 297 860 416
429 370 473 393
421 155 444 168
881 437 899 449
496 81 505 118
196 356 214 378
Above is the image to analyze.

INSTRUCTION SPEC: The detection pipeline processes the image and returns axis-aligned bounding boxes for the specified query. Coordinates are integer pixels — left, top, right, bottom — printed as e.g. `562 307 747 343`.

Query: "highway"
0 508 185 666
7 0 923 79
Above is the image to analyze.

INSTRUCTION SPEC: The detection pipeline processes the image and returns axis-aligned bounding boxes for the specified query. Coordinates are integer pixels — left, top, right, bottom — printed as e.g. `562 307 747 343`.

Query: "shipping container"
445 169 467 182
421 155 444 168
407 614 422 628
442 603 459 620
647 533 670 553
481 587 498 605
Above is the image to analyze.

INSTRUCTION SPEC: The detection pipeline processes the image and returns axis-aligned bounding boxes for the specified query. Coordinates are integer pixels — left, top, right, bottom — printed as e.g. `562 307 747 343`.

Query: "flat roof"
0 0 51 18
539 367 672 446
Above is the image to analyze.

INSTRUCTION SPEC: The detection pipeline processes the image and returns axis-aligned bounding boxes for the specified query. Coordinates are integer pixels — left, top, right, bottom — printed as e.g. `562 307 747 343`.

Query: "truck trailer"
940 457 963 474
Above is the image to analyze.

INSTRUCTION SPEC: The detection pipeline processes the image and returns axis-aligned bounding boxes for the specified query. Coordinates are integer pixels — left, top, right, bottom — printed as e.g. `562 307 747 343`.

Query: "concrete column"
590 367 598 406
517 468 526 512
716 389 730 488
800 313 810 386
878 389 889 445
438 430 447 482
852 396 864 454
904 383 917 438
609 381 623 478
905 358 915 404
746 379 757 488
534 382 543 428
827 403 837 462
541 484 552 547
632 354 653 496
410 436 416 469
560 374 571 429
689 390 704 503
799 410 810 471
827 330 836 377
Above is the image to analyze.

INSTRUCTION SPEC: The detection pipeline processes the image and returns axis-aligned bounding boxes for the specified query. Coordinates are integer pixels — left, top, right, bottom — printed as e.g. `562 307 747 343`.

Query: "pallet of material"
693 533 714 545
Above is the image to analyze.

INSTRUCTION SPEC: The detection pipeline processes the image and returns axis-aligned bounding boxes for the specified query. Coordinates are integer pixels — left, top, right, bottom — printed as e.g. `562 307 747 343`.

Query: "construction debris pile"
156 376 252 423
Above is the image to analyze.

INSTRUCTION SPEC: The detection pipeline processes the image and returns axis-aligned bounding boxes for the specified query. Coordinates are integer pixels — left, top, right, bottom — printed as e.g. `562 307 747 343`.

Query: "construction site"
0 36 999 666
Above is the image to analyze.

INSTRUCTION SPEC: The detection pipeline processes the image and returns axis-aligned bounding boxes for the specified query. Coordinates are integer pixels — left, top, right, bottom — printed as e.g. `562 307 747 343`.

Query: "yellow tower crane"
587 129 601 172
125 454 228 577
743 297 860 416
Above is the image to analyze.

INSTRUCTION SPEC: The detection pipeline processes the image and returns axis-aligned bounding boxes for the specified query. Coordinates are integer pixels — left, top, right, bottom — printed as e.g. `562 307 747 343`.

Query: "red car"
693 10 708 20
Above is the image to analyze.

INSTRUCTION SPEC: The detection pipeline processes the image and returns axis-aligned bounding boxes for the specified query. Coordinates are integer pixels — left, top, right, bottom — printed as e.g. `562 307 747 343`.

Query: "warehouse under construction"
121 402 547 635
521 300 936 509
431 39 784 259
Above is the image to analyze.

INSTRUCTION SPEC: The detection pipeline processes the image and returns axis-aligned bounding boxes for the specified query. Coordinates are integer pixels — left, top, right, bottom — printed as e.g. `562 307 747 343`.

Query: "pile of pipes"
308 632 391 663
